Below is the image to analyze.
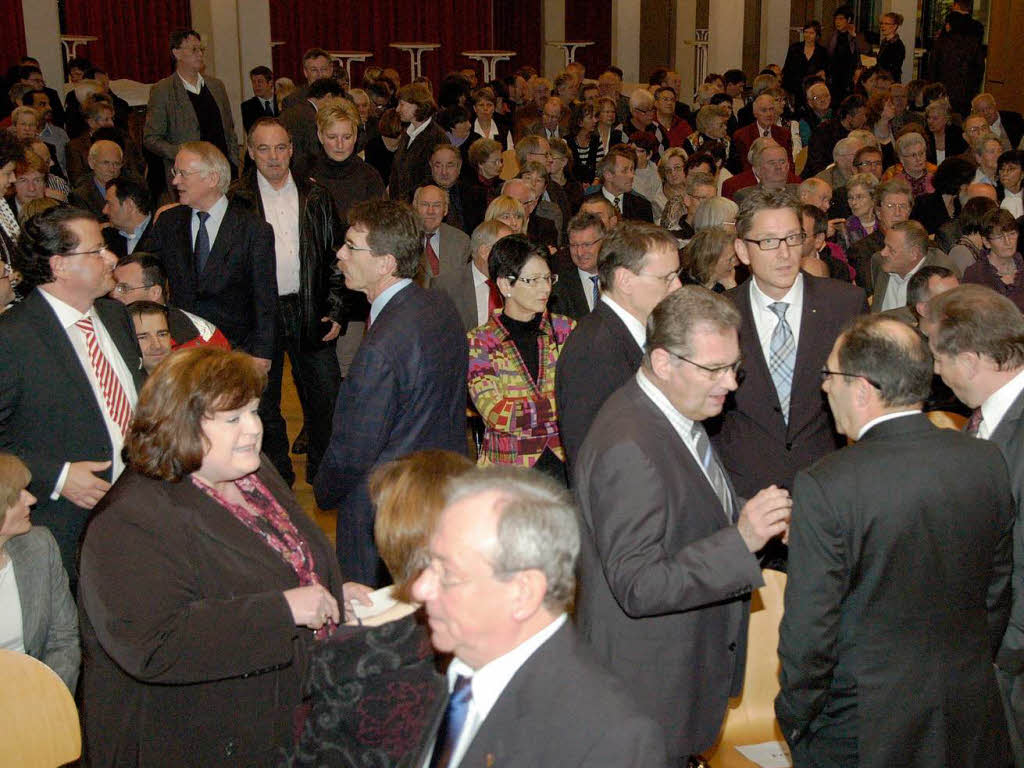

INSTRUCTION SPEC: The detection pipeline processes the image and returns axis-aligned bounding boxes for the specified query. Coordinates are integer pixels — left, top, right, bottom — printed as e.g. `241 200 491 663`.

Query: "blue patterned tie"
691 421 735 522
590 274 600 307
430 675 473 768
769 302 795 424
194 210 211 277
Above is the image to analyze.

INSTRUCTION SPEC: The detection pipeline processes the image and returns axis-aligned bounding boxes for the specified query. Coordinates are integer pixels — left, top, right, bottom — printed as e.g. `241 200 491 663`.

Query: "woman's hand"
283 584 340 630
341 581 375 621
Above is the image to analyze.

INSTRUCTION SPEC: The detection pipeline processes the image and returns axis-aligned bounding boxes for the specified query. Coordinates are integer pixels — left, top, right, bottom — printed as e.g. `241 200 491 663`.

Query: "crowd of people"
1 0 1024 764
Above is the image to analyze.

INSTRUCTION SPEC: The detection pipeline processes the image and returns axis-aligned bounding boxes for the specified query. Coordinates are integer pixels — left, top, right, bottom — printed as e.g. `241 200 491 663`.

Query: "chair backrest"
926 410 968 431
0 650 81 767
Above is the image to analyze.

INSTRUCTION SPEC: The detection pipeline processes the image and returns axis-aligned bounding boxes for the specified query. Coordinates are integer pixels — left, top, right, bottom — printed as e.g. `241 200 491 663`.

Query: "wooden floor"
280 359 337 546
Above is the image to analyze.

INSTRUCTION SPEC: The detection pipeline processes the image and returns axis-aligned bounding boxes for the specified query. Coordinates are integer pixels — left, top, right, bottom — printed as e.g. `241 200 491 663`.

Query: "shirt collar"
600 294 646 349
636 368 695 432
981 367 1024 437
889 255 926 284
749 271 804 314
123 214 152 240
369 278 412 324
37 285 92 328
257 170 296 197
194 194 229 227
177 71 205 95
471 262 488 286
856 409 921 440
406 117 433 143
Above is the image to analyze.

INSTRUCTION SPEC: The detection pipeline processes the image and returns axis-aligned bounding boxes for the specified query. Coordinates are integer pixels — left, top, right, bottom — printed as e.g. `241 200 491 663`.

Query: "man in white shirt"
549 211 606 319
412 466 667 767
575 286 791 764
929 284 1024 765
0 207 144 589
434 220 513 332
871 220 957 313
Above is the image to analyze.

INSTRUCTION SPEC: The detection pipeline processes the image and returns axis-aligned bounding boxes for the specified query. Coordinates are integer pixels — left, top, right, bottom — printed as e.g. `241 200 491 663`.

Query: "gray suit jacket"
869 247 959 312
433 261 481 332
6 526 79 691
575 377 764 758
427 223 471 288
143 73 238 182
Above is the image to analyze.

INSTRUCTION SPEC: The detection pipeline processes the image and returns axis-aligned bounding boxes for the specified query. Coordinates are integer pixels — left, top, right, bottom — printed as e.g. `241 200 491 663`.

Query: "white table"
389 42 440 80
461 50 516 83
60 35 98 64
545 41 594 67
327 51 373 83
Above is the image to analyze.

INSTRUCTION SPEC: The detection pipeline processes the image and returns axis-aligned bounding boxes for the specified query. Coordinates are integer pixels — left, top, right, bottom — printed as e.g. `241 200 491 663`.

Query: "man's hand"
321 318 342 342
61 461 113 509
737 484 792 552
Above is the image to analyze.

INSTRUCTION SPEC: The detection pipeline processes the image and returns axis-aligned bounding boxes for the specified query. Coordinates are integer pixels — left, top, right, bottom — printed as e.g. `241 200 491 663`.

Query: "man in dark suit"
576 287 792 764
729 94 794 174
596 146 654 222
847 177 913 294
434 220 514 332
708 188 864 506
777 314 1013 767
556 221 681 469
870 220 959 312
429 144 468 232
971 93 1024 151
240 65 278 133
802 94 867 178
929 285 1024 764
413 185 470 285
314 200 468 586
280 48 334 112
410 466 668 767
69 140 123 219
502 178 558 249
230 118 348 487
101 175 155 260
148 141 277 367
549 211 606 319
0 207 145 588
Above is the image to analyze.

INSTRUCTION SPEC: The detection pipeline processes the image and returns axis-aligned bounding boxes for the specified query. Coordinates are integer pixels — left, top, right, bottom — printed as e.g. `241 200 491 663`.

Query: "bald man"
70 139 124 218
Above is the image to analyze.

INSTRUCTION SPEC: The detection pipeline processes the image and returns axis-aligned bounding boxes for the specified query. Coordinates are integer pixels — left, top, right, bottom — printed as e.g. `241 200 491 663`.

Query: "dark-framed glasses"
820 368 881 389
669 351 743 380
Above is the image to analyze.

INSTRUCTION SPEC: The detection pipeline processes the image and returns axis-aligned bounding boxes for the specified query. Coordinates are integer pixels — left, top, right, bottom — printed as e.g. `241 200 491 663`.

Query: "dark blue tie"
430 675 473 768
194 210 211 277
590 274 600 306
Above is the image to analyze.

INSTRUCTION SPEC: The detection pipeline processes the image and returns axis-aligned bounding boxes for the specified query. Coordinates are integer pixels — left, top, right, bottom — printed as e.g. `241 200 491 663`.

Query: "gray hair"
832 136 862 162
693 196 738 231
846 129 878 148
412 184 450 208
972 131 1002 157
749 137 782 168
178 141 230 194
644 285 741 359
895 131 926 158
445 467 580 611
469 219 512 258
925 98 952 119
629 88 655 110
684 171 716 196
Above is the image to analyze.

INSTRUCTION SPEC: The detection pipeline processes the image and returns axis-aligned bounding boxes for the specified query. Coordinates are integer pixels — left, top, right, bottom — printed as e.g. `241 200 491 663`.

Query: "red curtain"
563 0 612 78
492 0 542 78
1 2 27 75
269 0 496 87
63 0 191 83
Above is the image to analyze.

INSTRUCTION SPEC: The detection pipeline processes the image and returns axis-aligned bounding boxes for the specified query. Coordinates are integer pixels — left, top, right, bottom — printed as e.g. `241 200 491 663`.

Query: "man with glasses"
576 286 791 766
616 89 667 155
725 138 801 204
847 177 912 293
70 140 122 218
144 28 239 193
315 200 468 586
778 313 1013 767
524 97 566 141
708 189 864 563
557 221 681 468
549 211 606 318
0 207 144 589
871 219 957 313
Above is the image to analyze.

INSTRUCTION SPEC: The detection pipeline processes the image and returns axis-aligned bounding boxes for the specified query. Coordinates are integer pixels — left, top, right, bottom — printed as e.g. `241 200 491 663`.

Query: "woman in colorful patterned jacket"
467 234 575 484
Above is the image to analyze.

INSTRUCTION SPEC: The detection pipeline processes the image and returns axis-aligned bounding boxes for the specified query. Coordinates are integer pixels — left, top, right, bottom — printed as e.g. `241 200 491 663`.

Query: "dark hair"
90 126 127 152
301 48 330 65
837 94 867 122
438 74 472 109
709 92 733 108
932 157 978 196
959 196 1000 235
836 315 933 406
105 175 153 216
629 131 660 155
126 347 267 481
14 206 97 288
83 66 107 80
907 265 956 307
436 105 471 132
121 252 168 293
735 187 800 238
21 89 47 107
833 4 853 19
168 29 200 55
377 108 402 139
249 65 273 80
597 221 679 291
800 203 828 237
930 284 1024 368
307 77 344 101
487 233 549 284
347 200 423 280
998 149 1024 174
126 299 169 323
607 66 624 79
396 83 437 122
566 210 606 237
0 130 21 169
803 20 823 35
17 65 41 80
982 208 1019 238
568 102 596 136
921 82 949 109
723 69 747 86
685 151 719 174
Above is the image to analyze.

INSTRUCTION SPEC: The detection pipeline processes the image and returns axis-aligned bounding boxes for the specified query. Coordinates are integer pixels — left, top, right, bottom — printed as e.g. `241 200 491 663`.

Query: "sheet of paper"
734 741 792 768
351 585 398 620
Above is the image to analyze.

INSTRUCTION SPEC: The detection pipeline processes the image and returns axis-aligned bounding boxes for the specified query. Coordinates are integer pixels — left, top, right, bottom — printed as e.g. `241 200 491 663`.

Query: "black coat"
388 119 449 202
240 95 278 133
782 42 830 102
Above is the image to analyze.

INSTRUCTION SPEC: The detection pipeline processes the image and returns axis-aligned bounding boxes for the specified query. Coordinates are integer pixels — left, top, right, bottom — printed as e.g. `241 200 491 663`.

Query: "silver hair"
445 466 580 611
179 141 230 194
895 131 926 158
693 196 738 231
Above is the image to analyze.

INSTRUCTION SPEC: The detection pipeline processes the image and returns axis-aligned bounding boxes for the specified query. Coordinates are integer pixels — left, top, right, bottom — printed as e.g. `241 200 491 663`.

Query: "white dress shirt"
601 185 625 212
369 279 412 325
600 294 646 349
257 171 301 296
471 263 490 326
979 368 1024 440
578 268 598 311
120 214 153 256
856 409 920 440
473 118 513 151
189 194 230 256
38 288 138 498
1002 189 1024 219
425 614 567 768
748 274 804 364
177 72 205 95
406 117 434 148
879 257 926 313
0 557 24 653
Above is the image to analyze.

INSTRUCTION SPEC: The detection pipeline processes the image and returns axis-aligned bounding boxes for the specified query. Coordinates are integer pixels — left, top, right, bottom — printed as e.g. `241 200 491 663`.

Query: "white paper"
351 585 399 620
734 741 792 768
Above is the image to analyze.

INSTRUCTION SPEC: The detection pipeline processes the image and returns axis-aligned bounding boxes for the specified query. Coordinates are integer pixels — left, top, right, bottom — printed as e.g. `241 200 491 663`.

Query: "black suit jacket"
389 120 449 203
149 199 278 359
241 95 278 133
1001 111 1024 150
776 414 1012 766
555 300 643 469
69 177 107 218
102 217 156 262
454 622 668 766
847 228 884 293
708 276 865 498
548 256 593 320
575 378 763 758
621 189 655 222
0 291 145 584
313 283 468 586
280 99 323 181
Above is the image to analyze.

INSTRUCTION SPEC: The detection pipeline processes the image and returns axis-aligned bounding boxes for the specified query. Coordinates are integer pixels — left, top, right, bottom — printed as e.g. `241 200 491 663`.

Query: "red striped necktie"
75 317 133 436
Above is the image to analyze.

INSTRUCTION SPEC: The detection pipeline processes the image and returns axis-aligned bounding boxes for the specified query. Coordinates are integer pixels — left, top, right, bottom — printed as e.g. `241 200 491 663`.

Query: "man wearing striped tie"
0 206 145 590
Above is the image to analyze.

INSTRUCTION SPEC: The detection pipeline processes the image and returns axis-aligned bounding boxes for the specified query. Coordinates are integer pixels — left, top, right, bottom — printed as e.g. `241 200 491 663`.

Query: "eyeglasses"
854 159 883 168
569 236 604 250
528 151 553 159
636 268 682 285
988 231 1019 243
170 167 203 179
669 351 743 380
742 232 806 250
113 282 154 295
883 201 911 212
820 368 881 389
62 245 112 258
343 240 374 253
512 273 558 287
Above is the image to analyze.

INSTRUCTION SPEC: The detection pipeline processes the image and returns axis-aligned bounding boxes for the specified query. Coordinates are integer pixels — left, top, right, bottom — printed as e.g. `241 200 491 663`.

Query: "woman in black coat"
782 22 830 105
876 12 907 80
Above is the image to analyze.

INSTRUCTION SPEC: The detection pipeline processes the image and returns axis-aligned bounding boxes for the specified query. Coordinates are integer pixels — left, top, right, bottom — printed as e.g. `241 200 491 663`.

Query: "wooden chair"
794 147 808 176
0 650 81 767
926 410 968 431
705 569 788 768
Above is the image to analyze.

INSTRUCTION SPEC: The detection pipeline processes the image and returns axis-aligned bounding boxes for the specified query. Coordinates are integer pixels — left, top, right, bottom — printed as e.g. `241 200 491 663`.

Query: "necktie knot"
769 301 789 321
196 211 210 224
613 195 621 211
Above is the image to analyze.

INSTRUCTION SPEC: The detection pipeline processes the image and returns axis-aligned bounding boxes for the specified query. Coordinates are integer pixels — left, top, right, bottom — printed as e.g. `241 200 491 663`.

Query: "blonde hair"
0 453 31 528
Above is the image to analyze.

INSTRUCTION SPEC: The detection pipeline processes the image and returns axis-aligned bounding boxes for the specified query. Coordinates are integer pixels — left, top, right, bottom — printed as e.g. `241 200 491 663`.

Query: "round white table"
60 35 98 64
389 42 441 81
545 41 594 67
327 51 373 83
461 50 517 83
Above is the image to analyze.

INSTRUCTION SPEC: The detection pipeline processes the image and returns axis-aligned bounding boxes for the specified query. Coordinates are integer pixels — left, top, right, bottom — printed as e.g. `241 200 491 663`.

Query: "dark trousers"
259 294 341 486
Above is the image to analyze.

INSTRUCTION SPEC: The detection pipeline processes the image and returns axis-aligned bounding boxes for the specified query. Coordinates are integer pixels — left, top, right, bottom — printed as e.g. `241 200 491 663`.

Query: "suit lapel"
789 276 827 436
94 298 146 392
734 280 776 405
596 302 643 368
989 387 1024 447
203 200 239 279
